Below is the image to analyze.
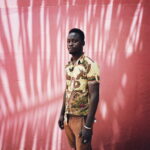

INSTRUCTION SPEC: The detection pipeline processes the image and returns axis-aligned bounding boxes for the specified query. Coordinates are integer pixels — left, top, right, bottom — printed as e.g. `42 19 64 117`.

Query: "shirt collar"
69 53 85 65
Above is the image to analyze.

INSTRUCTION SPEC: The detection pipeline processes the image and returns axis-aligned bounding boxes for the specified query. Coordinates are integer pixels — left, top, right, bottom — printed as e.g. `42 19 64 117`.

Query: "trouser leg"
70 117 92 150
64 117 76 148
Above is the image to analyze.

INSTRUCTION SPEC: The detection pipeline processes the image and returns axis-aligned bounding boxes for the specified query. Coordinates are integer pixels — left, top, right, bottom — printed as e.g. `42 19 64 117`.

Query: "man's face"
67 32 84 54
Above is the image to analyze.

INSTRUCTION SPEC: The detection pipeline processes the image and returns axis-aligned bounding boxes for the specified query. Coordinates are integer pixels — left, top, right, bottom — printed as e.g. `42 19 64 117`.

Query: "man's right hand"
58 115 64 129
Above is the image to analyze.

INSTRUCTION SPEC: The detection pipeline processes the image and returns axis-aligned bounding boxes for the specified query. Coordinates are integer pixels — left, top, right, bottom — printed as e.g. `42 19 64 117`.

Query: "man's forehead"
67 32 80 39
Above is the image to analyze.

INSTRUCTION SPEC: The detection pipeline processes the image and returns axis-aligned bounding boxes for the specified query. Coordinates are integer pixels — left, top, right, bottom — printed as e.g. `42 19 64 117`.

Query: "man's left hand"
79 126 92 144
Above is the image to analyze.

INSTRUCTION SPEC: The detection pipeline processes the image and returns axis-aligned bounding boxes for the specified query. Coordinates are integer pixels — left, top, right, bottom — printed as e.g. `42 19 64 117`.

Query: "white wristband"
84 125 92 130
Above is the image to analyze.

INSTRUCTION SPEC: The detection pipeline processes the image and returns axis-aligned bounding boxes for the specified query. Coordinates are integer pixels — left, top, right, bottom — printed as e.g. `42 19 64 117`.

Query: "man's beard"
69 51 76 54
69 49 82 55
69 50 77 55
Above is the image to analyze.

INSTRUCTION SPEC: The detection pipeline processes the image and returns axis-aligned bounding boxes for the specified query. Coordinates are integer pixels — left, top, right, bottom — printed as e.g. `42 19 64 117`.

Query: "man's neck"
71 52 84 64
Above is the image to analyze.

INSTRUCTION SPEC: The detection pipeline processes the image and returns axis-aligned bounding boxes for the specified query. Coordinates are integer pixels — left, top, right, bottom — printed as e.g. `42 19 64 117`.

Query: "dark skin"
58 32 99 144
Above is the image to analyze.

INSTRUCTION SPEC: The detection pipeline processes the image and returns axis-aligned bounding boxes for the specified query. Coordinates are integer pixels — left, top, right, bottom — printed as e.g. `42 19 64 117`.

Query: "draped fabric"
0 0 150 149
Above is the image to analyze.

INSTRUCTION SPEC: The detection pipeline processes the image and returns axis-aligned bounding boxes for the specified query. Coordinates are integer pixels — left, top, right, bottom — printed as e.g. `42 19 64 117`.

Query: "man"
58 28 100 150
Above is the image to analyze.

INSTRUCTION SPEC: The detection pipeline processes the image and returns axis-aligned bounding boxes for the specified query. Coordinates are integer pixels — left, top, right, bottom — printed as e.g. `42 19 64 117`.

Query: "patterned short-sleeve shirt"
65 54 100 116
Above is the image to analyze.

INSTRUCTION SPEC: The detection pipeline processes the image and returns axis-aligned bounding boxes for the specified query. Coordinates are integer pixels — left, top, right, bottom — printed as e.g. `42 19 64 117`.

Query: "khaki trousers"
64 115 92 150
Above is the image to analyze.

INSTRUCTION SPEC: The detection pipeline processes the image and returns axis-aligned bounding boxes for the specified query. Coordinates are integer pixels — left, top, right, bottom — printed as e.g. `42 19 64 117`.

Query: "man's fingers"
58 120 64 129
79 131 82 137
60 124 64 129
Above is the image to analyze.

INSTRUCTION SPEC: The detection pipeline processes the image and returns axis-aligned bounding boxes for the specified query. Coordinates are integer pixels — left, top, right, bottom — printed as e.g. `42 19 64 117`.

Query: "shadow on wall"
93 1 150 150
0 0 150 150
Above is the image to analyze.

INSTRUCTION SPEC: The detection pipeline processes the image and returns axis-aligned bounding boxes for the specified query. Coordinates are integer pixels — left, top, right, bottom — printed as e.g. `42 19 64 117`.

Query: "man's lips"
68 48 73 51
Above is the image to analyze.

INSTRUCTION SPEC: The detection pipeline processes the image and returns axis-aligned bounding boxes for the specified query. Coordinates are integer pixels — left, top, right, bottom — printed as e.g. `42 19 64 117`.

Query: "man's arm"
60 91 66 116
85 81 99 127
58 91 66 129
79 81 99 144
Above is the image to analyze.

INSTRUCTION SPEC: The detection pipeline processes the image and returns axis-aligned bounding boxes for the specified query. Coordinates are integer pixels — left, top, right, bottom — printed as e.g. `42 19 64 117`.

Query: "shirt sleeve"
87 62 100 83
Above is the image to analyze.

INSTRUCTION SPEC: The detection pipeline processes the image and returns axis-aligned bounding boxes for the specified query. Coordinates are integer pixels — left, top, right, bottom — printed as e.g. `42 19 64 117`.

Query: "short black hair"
69 28 85 41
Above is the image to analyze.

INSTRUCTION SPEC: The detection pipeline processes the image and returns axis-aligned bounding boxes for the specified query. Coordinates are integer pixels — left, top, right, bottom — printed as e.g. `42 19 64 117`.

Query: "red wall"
0 0 150 149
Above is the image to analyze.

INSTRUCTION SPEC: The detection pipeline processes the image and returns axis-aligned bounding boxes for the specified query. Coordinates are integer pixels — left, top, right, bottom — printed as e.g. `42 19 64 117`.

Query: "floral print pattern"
65 54 100 116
